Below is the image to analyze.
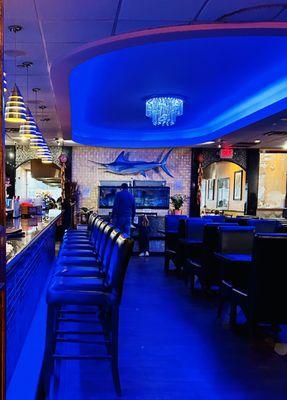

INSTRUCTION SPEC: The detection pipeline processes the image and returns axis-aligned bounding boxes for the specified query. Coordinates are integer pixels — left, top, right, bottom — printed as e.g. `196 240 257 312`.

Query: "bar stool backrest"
101 228 121 274
91 218 104 244
104 234 134 303
219 226 255 255
86 214 99 238
94 221 109 253
250 234 287 323
97 224 115 262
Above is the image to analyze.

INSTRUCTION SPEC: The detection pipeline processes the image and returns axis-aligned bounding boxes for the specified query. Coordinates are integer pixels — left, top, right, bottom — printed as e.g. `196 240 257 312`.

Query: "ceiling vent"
263 131 287 137
234 142 255 147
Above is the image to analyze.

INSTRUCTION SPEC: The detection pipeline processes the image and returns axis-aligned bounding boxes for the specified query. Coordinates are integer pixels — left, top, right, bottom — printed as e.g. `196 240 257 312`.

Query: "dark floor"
55 256 287 400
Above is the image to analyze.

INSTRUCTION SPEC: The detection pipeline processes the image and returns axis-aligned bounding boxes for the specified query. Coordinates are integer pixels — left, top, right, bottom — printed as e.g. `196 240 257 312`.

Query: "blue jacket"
112 189 136 220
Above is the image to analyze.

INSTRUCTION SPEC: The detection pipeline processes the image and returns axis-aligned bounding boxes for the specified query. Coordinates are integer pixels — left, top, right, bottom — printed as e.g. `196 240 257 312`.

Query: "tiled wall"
72 147 192 215
258 152 287 209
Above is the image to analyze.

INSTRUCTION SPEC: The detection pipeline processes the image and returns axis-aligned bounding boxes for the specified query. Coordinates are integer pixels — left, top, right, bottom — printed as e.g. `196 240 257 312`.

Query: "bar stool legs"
39 302 123 398
111 305 121 396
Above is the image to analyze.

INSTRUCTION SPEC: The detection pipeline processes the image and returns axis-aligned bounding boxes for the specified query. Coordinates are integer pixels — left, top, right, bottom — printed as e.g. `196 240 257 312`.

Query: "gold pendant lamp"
5 25 26 124
5 84 26 123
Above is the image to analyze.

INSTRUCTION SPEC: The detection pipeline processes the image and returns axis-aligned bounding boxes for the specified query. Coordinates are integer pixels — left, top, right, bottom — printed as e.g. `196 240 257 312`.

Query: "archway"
14 159 61 204
201 160 246 216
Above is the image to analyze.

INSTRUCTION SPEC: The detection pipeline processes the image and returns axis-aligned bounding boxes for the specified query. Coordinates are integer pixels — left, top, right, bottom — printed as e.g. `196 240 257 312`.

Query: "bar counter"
6 210 62 384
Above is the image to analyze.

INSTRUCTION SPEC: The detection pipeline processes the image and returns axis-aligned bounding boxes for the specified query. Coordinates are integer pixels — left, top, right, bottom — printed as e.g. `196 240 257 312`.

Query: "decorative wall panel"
72 147 192 215
15 145 62 168
202 148 247 170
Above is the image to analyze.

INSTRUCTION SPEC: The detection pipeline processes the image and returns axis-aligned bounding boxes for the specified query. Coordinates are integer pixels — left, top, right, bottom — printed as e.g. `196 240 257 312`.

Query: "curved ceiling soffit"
51 22 287 147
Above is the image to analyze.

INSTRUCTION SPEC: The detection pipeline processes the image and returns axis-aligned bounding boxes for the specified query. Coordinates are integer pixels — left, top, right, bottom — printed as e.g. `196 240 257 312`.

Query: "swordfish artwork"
89 148 174 177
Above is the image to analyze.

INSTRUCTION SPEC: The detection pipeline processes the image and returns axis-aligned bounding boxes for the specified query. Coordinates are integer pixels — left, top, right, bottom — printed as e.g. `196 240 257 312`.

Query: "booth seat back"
165 215 187 233
247 219 279 233
250 234 287 324
200 223 239 285
202 215 226 223
203 223 238 254
219 226 255 254
104 234 134 303
185 218 211 241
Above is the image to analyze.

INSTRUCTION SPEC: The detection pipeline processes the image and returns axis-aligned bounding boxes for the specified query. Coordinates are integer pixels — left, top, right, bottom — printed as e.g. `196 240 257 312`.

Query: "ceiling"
4 0 287 149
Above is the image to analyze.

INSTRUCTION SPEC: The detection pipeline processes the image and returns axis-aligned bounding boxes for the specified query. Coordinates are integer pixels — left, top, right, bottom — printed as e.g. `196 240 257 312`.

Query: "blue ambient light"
69 34 287 148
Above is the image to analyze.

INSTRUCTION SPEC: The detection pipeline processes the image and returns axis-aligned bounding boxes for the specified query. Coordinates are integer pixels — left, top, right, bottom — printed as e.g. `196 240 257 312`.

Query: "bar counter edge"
6 210 62 386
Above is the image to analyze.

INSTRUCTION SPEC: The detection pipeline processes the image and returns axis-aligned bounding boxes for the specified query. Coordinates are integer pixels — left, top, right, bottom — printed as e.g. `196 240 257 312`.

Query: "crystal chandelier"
146 96 183 126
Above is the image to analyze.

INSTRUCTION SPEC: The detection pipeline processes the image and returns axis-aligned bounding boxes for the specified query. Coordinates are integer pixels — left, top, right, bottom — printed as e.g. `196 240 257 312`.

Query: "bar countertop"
6 209 62 267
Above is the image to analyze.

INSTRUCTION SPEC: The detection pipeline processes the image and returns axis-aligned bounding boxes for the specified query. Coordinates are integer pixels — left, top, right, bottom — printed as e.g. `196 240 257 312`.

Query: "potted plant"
170 194 186 215
79 207 93 224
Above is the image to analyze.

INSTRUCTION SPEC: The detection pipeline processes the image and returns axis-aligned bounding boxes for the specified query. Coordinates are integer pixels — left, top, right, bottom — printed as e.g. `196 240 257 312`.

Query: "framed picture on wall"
207 179 215 200
233 170 243 201
217 178 229 209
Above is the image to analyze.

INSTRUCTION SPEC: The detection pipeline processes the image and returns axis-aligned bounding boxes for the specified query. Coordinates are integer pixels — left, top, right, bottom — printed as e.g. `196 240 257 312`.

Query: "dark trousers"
138 227 150 252
114 216 131 236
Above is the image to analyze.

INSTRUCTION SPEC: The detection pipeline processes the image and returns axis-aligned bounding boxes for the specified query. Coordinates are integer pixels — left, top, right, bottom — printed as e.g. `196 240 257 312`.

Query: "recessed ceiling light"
280 118 287 121
254 139 261 144
199 141 215 145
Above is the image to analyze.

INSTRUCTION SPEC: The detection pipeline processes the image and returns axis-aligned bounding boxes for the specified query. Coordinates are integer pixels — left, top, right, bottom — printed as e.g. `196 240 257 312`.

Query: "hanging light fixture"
39 155 52 162
5 25 26 123
5 84 26 123
19 107 39 138
18 61 38 138
30 137 45 149
145 96 183 126
3 72 7 93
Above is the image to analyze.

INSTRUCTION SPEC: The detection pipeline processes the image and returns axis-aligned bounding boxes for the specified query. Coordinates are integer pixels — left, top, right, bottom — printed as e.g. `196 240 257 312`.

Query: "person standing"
138 214 151 257
112 183 136 236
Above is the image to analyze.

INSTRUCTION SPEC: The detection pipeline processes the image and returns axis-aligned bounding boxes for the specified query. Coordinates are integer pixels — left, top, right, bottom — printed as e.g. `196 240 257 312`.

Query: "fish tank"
99 186 170 209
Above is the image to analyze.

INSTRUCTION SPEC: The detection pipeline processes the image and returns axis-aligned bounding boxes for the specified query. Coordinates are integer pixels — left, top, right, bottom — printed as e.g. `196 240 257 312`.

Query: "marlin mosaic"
89 149 174 177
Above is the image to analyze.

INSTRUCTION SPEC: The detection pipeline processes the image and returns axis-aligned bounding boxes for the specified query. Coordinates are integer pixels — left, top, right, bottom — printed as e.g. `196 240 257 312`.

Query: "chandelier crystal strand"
146 96 183 126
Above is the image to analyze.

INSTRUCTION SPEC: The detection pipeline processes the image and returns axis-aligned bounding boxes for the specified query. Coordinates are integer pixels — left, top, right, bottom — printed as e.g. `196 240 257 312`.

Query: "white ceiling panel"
275 9 287 21
120 0 205 21
197 0 284 22
4 0 37 20
41 20 113 43
35 0 118 21
46 43 87 63
219 6 284 22
116 19 188 34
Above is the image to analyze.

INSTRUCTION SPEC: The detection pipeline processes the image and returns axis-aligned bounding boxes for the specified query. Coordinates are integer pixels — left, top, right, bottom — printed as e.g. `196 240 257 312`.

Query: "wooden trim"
0 0 6 397
257 208 284 211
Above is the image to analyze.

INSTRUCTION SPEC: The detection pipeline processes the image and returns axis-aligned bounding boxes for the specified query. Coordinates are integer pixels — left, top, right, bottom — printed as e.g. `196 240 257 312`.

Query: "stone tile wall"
72 147 191 215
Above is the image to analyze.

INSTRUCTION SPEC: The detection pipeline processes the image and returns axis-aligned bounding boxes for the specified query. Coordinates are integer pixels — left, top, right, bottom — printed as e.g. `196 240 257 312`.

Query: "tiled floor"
55 256 287 400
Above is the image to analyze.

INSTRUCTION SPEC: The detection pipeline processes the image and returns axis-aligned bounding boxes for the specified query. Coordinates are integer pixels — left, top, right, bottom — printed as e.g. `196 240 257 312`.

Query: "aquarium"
99 186 170 209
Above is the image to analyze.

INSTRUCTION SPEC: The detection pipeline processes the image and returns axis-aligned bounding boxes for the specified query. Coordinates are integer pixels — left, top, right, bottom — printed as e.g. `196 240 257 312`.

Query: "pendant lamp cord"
14 29 16 84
